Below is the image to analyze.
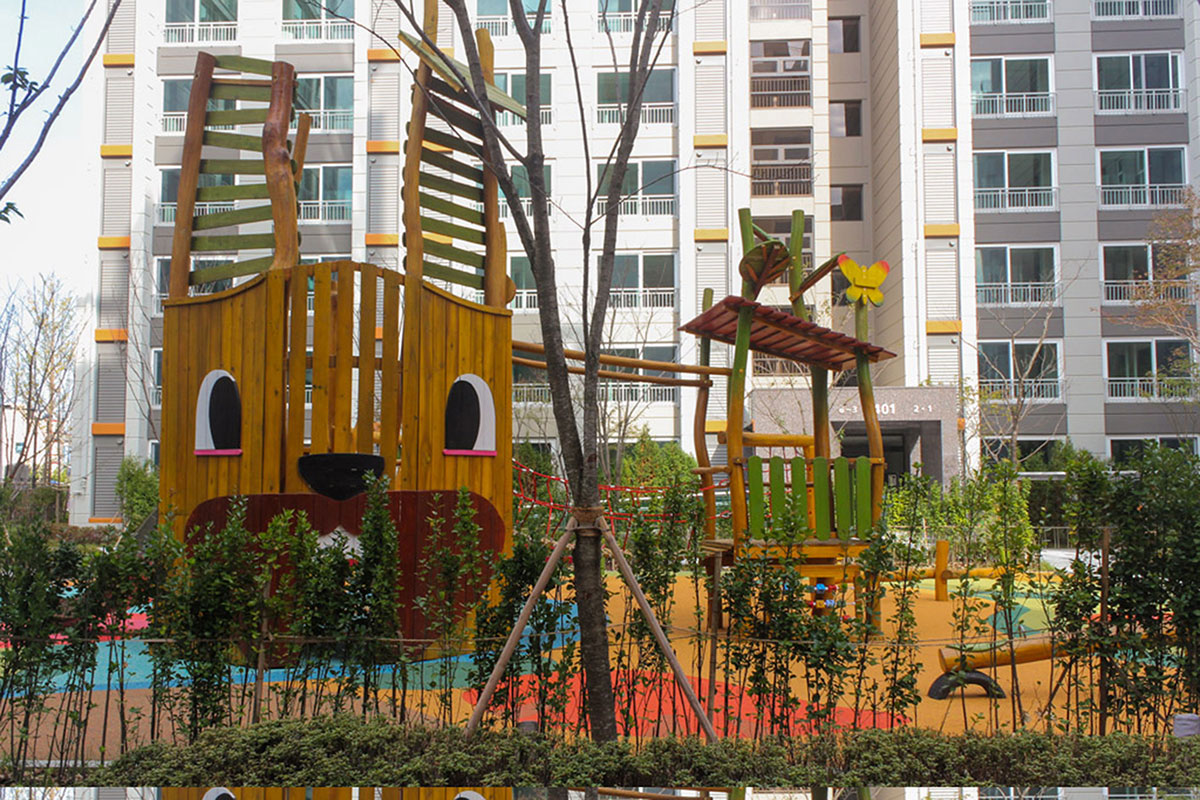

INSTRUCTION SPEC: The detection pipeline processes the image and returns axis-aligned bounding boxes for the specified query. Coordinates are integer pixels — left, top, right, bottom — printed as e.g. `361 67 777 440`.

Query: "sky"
0 0 101 303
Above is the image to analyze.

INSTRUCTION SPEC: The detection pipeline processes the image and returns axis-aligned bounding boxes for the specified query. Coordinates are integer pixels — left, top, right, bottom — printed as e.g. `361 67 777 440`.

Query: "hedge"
85 716 1200 786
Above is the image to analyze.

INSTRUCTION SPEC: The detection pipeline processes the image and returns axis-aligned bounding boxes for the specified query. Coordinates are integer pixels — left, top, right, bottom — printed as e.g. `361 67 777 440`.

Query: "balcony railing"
1100 183 1186 209
1096 88 1185 114
596 102 675 125
980 377 1062 400
476 15 552 36
972 92 1055 118
1092 0 1179 17
608 287 676 310
754 357 809 377
597 11 675 33
750 76 813 108
511 289 539 311
297 109 354 131
152 386 162 406
596 195 677 216
598 383 679 404
971 0 1052 22
974 186 1058 212
749 0 814 20
977 281 1060 305
1104 279 1194 303
163 22 238 43
751 163 814 197
282 18 354 40
299 200 352 222
157 201 235 224
514 383 552 404
1107 376 1193 400
164 112 233 133
305 386 313 404
497 108 554 126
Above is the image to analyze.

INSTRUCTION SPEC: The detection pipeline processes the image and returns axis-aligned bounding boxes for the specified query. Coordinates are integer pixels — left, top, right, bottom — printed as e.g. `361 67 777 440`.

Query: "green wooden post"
747 455 765 539
833 456 853 542
855 456 873 538
728 209 761 548
791 456 810 533
768 456 786 529
812 456 831 539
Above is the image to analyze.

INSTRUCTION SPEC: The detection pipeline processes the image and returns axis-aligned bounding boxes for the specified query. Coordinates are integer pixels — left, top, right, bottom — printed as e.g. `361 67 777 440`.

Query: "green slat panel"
205 107 270 126
747 455 765 539
191 232 276 251
422 261 484 289
419 171 484 202
197 182 270 201
210 83 272 102
202 130 266 151
422 215 486 245
397 30 528 118
200 158 266 175
833 457 853 543
423 238 485 268
417 192 485 225
189 255 275 285
428 76 472 105
419 126 482 156
768 456 786 529
812 456 831 540
214 55 275 75
856 457 873 538
427 96 485 139
791 457 810 533
421 148 484 184
191 203 274 231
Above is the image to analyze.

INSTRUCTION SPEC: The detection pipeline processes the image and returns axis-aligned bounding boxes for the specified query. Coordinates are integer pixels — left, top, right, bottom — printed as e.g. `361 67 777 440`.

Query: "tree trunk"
572 524 617 740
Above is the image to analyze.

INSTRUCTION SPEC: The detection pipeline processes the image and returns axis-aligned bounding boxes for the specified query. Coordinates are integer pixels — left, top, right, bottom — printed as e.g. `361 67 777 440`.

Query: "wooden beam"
512 356 710 388
513 340 732 377
169 52 215 299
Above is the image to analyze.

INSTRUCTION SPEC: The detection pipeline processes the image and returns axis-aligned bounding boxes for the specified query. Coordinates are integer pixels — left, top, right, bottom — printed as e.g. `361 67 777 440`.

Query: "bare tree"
1 0 125 217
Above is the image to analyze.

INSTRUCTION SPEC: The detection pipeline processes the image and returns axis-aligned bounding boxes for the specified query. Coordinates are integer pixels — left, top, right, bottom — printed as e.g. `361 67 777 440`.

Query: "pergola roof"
679 296 897 372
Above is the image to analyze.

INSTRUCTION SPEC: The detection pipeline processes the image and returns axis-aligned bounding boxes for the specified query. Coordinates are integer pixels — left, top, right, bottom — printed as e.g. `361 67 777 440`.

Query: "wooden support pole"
694 287 718 541
934 539 950 602
513 340 732 376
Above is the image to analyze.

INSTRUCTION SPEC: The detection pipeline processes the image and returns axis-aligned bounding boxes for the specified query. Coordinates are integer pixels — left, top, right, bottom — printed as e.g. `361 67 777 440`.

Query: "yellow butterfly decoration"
837 255 890 306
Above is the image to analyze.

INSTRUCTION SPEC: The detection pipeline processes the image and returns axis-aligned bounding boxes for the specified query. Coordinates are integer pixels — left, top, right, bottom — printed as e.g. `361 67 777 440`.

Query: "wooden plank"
191 232 276 251
210 83 272 102
311 266 333 453
422 215 486 245
189 255 274 284
791 456 810 531
418 191 485 225
357 262 378 453
855 456 873 538
423 238 485 268
419 171 485 202
205 107 269 126
812 456 831 539
262 269 287 492
421 147 484 183
286 263 310 491
191 203 274 230
747 455 764 539
427 95 486 139
202 130 267 151
833 456 853 543
379 269 401 485
423 261 484 289
768 456 786 529
196 182 270 202
214 54 275 75
199 158 266 175
332 262 355 450
242 284 265 494
420 125 483 156
168 52 215 299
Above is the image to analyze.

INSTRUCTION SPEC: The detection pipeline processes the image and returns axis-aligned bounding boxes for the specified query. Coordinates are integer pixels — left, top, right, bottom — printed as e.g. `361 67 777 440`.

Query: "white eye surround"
454 792 488 800
201 789 235 800
195 369 242 455
443 373 496 456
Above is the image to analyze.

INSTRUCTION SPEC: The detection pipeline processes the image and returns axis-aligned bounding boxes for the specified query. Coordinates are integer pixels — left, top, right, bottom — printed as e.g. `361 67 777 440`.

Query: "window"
158 168 234 223
750 40 812 108
750 128 812 196
494 72 553 124
830 100 862 136
1102 242 1191 302
295 75 353 130
1096 52 1184 113
1111 437 1197 464
611 253 676 308
505 164 552 217
597 0 675 33
159 256 232 298
510 256 537 310
978 340 1062 400
1099 148 1186 207
971 56 1054 116
162 79 236 132
596 160 676 215
758 216 815 280
152 348 163 407
282 0 354 40
974 150 1056 211
299 165 352 222
975 246 1058 304
149 440 160 467
829 17 860 54
165 0 238 42
831 185 863 221
1107 339 1192 399
156 258 171 314
598 345 680 404
476 0 551 36
596 70 675 123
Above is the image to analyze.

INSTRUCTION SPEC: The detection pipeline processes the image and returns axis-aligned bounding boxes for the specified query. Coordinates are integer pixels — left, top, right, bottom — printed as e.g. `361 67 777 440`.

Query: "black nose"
298 453 386 500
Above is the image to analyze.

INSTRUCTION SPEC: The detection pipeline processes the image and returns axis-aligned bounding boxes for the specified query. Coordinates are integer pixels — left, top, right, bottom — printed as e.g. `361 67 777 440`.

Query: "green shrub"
114 456 158 530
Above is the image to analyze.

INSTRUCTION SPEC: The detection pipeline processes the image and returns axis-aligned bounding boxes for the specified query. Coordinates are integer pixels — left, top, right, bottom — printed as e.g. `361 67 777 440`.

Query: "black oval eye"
445 379 481 451
209 375 241 450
